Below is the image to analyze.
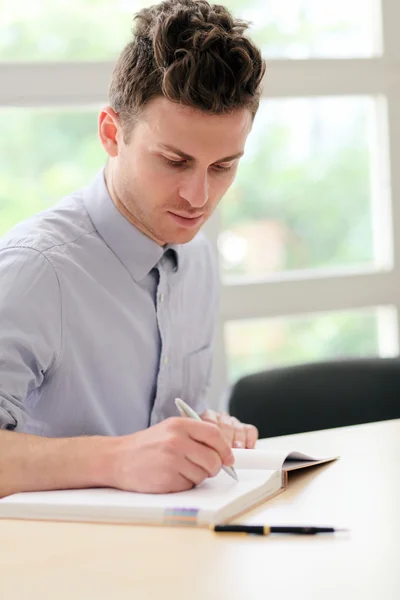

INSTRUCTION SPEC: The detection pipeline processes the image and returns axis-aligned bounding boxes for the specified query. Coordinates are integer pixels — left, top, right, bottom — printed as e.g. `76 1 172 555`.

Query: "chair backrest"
228 357 400 438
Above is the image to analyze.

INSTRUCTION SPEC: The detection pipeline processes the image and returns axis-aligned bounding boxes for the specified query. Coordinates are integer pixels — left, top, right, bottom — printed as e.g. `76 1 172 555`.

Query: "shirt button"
160 293 165 303
164 356 169 366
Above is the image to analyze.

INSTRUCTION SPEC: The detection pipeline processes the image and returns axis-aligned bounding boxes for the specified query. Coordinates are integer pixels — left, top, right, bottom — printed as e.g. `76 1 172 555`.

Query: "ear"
98 106 121 158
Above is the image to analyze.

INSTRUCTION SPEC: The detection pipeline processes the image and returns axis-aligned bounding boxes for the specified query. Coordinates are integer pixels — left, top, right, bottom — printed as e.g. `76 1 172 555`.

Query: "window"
225 307 397 383
1 0 378 61
0 108 103 236
1 0 399 409
219 96 377 279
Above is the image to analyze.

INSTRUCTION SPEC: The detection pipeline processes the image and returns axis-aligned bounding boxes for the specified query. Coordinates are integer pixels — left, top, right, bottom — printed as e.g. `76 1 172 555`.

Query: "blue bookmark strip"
163 507 199 526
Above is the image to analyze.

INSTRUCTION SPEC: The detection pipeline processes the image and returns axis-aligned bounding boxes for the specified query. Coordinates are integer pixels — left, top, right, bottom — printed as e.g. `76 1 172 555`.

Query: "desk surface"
1 419 399 600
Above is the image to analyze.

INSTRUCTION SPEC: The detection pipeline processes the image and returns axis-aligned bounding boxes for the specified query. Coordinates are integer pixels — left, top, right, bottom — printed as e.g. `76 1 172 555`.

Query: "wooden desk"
1 420 399 600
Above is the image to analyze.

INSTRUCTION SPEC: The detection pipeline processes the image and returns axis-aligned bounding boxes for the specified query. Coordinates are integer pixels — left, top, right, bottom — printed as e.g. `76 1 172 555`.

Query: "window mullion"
381 0 400 58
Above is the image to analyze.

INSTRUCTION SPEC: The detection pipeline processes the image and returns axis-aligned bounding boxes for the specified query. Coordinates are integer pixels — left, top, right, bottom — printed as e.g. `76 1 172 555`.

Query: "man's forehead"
142 96 252 129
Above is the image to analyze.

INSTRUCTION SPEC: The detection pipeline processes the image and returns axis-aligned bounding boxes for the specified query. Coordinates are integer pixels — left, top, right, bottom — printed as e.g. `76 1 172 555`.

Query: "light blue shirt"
0 169 217 437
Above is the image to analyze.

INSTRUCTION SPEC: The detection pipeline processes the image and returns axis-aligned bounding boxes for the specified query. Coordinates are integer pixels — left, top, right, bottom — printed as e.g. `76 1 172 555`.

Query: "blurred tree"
0 0 358 62
222 119 372 274
0 110 105 235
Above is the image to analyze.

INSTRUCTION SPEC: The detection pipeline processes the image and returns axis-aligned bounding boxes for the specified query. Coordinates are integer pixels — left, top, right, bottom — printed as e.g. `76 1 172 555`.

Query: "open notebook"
0 449 337 527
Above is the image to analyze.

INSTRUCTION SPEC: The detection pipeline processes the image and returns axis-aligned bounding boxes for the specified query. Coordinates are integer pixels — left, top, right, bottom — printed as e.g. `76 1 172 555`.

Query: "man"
0 0 265 497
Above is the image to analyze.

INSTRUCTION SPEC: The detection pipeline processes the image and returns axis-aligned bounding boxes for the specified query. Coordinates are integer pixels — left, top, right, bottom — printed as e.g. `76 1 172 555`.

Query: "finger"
219 410 230 418
225 416 247 448
215 413 236 447
179 457 211 486
185 420 234 466
231 422 247 449
186 443 222 478
163 473 195 493
244 424 259 449
201 410 236 447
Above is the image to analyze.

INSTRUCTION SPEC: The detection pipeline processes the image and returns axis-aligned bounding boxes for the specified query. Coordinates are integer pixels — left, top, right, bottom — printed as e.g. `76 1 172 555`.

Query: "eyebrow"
158 144 244 163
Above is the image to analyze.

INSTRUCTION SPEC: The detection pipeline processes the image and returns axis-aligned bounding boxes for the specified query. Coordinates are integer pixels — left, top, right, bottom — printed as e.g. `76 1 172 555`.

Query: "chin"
163 227 201 245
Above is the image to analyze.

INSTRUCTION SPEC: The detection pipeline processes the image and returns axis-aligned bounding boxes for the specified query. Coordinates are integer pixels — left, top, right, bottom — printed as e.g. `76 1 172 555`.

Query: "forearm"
0 430 117 499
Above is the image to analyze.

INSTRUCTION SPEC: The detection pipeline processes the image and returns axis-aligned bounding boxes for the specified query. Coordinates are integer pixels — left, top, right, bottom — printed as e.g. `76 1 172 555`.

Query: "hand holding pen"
175 398 239 481
101 405 235 494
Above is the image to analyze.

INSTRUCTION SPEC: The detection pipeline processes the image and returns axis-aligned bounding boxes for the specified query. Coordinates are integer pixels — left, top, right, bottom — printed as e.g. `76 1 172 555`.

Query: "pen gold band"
263 526 271 535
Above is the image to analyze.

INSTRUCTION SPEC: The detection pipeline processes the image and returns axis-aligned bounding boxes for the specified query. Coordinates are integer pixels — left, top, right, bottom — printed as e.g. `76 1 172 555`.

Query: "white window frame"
1 1 399 409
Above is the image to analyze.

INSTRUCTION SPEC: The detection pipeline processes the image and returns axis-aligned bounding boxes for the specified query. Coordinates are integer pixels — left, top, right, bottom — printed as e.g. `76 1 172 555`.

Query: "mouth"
167 211 204 228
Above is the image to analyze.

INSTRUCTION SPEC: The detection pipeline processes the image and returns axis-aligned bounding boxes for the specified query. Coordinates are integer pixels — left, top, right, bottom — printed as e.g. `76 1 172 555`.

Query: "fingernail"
234 441 244 448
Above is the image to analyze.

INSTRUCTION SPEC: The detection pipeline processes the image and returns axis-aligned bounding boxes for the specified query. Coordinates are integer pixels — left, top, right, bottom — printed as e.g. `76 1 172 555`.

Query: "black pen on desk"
210 525 349 535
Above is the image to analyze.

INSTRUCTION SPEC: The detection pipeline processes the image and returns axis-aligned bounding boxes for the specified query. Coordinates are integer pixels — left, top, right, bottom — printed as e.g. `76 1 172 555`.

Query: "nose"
178 170 209 208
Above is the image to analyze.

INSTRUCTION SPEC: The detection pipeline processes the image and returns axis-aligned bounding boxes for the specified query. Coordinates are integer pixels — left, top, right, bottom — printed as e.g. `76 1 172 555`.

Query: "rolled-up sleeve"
0 247 62 431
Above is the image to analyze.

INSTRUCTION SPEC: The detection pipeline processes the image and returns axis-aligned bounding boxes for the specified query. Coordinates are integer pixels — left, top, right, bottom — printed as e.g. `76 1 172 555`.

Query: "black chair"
229 357 400 439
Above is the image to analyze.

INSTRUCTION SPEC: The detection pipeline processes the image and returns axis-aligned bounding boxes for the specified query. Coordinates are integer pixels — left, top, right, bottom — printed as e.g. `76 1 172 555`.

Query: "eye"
164 158 186 168
213 163 233 172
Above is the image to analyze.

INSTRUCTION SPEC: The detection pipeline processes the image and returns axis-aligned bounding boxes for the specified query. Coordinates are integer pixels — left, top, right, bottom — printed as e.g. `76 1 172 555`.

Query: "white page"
232 448 331 471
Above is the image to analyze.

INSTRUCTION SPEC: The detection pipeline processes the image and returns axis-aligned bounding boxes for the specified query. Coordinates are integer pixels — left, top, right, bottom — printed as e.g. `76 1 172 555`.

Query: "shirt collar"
83 168 180 281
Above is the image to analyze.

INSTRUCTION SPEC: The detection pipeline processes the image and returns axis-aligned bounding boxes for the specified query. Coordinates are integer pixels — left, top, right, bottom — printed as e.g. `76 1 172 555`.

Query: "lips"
170 212 203 219
167 211 204 228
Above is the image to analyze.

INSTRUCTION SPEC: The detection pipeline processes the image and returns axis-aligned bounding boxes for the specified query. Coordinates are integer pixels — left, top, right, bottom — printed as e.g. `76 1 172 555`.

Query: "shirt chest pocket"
182 345 212 409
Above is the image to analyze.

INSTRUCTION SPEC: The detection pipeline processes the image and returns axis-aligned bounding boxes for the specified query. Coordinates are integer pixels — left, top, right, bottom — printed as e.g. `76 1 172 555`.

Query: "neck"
103 163 165 247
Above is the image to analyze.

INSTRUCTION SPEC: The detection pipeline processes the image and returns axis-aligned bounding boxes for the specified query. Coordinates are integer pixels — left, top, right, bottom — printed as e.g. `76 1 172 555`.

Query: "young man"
0 0 265 496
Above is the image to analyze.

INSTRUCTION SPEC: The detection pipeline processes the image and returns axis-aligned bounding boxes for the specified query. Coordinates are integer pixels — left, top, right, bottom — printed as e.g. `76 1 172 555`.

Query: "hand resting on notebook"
0 413 254 498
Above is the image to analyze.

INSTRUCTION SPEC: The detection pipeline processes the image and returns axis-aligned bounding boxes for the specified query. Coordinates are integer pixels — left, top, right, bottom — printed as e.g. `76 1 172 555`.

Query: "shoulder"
0 189 96 260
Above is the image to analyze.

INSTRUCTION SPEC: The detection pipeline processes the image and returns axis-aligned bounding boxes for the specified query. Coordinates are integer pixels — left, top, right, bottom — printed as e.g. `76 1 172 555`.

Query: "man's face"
101 96 252 245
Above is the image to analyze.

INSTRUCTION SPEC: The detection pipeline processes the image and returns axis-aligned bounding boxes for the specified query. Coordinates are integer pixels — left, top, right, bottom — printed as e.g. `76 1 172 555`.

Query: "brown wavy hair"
109 0 266 142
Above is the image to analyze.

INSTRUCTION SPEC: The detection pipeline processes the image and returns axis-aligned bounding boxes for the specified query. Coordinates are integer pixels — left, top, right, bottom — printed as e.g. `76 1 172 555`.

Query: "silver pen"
174 397 238 481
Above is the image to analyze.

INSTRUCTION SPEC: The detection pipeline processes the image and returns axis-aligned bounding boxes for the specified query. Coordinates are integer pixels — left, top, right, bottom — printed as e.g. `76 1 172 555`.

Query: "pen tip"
230 470 238 481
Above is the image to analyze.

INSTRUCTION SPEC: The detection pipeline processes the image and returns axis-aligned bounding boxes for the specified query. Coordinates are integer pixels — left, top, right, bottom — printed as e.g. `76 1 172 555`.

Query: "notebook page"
232 448 329 471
